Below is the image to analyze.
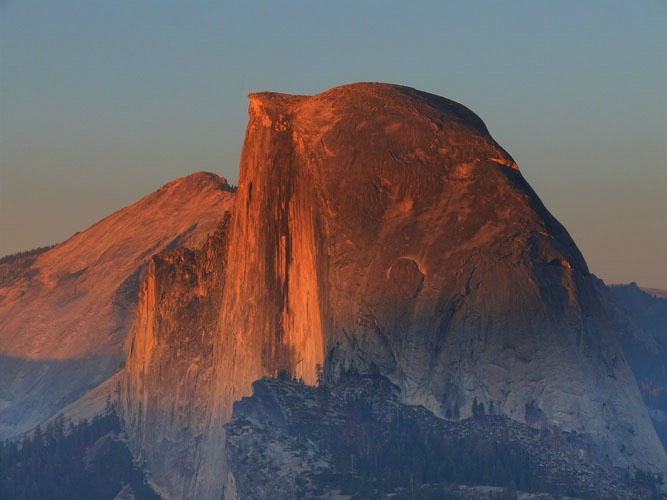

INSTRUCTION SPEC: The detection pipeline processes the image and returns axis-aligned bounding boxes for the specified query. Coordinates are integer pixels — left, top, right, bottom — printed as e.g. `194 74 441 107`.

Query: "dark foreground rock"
225 376 663 499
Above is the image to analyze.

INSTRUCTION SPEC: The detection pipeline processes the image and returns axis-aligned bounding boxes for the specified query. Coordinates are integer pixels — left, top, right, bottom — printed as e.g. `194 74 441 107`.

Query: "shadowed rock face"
592 277 667 449
121 83 667 498
593 277 667 388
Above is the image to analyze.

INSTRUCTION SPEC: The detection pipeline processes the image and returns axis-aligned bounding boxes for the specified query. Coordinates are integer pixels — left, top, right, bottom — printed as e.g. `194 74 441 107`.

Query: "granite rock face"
121 83 667 498
122 213 232 499
0 172 234 440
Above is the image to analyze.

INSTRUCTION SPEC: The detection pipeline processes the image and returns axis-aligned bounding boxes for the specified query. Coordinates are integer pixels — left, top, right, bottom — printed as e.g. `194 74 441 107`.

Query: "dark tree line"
318 399 540 498
287 371 544 498
0 245 56 266
0 405 160 500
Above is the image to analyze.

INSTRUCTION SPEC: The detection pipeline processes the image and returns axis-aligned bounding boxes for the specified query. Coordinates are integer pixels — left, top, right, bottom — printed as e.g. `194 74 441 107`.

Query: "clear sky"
1 1 665 288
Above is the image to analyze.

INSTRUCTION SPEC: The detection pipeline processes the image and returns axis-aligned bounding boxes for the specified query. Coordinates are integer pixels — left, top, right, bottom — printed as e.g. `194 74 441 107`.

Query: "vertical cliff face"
122 213 231 499
193 93 332 499
122 83 667 498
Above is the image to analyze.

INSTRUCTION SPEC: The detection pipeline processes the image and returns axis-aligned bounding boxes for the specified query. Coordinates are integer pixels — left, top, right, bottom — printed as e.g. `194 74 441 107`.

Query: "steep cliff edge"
0 172 234 440
122 83 667 498
122 213 232 499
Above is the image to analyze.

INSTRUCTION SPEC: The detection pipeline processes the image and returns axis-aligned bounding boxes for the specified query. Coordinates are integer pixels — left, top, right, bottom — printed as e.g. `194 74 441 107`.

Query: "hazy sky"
1 1 666 288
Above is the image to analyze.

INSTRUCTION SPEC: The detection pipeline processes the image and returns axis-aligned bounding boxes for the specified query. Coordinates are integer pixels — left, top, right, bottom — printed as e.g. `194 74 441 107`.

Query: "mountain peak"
0 170 235 440
153 171 234 199
121 83 667 498
165 170 231 189
247 82 517 179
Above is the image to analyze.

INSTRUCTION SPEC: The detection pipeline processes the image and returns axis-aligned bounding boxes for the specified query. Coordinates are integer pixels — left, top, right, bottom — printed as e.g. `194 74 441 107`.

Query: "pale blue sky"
1 1 666 288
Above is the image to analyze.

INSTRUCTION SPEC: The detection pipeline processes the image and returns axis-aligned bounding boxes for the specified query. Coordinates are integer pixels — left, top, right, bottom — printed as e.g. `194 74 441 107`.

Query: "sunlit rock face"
0 172 234 440
122 213 232 499
122 83 666 498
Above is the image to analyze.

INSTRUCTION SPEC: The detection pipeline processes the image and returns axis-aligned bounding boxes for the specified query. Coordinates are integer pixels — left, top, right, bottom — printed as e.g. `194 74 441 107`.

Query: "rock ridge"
0 171 233 440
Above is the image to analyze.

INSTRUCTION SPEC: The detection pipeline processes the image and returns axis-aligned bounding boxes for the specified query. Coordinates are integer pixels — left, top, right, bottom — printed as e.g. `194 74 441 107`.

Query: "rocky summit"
120 83 667 498
0 172 234 440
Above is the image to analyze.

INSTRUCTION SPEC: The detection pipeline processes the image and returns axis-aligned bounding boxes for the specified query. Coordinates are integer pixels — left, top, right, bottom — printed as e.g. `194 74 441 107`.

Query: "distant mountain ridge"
0 172 234 440
639 287 667 300
593 277 667 449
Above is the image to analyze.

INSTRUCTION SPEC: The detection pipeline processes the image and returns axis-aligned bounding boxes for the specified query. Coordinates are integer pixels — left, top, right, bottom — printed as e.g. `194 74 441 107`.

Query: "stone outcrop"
120 83 667 498
122 213 232 499
0 172 234 440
